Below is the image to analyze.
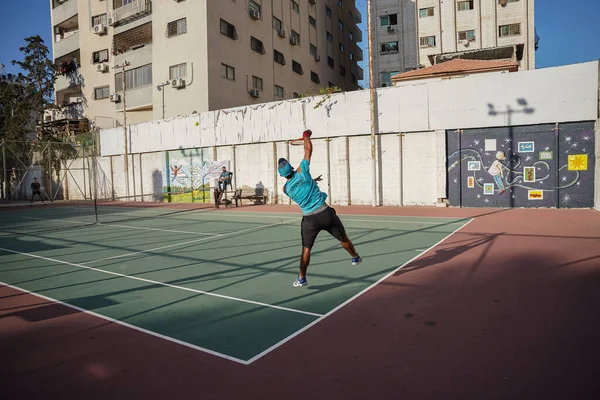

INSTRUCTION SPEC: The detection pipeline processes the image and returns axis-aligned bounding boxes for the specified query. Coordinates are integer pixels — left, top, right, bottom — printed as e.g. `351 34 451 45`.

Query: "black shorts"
301 206 347 249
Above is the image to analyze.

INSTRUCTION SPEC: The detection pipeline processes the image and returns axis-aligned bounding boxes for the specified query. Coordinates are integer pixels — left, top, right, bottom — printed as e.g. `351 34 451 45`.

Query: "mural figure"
487 151 507 195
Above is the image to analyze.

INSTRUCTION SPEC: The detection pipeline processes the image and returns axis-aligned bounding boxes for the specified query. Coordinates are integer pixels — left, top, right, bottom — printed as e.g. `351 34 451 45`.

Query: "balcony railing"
112 0 152 27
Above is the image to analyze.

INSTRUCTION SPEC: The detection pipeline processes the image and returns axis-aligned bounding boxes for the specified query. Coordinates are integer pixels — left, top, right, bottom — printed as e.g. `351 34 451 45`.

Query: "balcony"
52 0 77 26
355 48 363 62
53 14 79 59
357 66 364 81
55 50 83 91
112 22 152 57
114 85 153 111
112 0 152 27
114 44 152 71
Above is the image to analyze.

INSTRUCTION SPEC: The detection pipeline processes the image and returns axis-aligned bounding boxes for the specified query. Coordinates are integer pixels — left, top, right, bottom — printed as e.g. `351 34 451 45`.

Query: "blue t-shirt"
283 159 327 214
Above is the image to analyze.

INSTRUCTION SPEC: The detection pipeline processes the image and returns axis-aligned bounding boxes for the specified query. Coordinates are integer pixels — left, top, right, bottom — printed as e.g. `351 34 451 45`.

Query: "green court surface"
0 205 471 364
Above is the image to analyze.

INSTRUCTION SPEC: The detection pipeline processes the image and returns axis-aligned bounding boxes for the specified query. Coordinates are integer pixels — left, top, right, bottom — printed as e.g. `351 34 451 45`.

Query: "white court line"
99 224 222 236
81 216 300 265
0 281 249 365
204 212 466 225
0 243 321 319
244 217 475 365
210 210 466 221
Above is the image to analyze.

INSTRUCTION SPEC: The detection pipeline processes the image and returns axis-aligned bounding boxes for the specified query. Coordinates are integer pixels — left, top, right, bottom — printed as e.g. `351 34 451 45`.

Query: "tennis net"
0 192 217 236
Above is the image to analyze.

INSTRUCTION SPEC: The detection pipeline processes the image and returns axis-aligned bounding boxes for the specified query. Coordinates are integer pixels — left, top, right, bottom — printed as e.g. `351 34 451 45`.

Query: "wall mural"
163 148 230 202
447 122 595 208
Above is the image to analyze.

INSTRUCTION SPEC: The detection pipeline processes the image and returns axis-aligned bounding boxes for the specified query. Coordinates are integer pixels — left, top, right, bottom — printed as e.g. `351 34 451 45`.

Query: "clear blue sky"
1 0 599 82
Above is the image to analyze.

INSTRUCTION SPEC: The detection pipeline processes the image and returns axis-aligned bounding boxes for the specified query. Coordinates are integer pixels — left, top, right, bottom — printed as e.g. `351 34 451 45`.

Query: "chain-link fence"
0 135 111 203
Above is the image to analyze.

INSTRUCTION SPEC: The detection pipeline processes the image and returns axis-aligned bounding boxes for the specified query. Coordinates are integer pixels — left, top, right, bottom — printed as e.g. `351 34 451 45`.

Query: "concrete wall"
91 60 599 207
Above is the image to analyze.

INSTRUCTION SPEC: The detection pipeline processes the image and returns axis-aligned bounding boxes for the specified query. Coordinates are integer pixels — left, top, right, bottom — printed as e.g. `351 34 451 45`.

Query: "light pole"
156 80 170 119
114 61 130 199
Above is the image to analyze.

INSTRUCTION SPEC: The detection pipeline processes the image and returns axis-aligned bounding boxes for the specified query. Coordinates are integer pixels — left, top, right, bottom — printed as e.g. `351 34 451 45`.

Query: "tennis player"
278 129 361 288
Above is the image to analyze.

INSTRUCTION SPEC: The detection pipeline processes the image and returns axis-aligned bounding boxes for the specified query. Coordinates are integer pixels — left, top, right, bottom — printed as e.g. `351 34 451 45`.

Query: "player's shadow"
393 231 502 277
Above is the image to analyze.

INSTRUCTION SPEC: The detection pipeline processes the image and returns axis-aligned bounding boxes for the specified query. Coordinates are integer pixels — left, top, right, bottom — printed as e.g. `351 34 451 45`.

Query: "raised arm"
303 129 313 162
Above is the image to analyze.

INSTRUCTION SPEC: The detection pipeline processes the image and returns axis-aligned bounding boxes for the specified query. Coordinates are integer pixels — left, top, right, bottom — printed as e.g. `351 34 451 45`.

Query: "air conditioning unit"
314 54 321 62
171 77 186 89
249 9 260 19
96 63 109 73
462 39 470 46
109 93 121 103
250 89 260 98
93 24 106 35
290 36 299 45
387 25 395 32
107 14 115 26
278 29 286 38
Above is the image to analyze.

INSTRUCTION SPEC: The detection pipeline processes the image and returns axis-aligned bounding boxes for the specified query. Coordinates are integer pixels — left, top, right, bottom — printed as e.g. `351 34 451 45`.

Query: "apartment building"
371 0 535 87
50 0 364 130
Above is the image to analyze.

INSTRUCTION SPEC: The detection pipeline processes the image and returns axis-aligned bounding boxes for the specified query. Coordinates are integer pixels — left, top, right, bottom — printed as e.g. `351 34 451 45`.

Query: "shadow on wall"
152 169 163 201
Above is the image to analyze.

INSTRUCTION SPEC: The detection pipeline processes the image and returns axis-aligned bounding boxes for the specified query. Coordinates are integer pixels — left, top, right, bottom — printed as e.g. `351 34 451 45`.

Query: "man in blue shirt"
279 129 361 288
218 166 232 192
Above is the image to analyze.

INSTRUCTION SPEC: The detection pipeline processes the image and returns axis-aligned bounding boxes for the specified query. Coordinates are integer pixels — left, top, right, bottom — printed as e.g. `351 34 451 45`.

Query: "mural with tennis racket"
446 122 595 208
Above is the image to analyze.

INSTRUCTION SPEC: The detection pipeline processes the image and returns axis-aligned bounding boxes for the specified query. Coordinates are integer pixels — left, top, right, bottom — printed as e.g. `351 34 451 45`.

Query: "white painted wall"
90 61 599 207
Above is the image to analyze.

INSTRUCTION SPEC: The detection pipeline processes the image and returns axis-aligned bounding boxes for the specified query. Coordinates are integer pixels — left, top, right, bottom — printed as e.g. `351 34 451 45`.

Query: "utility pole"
114 61 130 199
367 0 378 207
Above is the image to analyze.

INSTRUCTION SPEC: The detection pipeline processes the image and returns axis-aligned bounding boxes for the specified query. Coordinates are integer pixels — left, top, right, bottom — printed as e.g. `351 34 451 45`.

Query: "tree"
11 35 57 138
298 85 343 109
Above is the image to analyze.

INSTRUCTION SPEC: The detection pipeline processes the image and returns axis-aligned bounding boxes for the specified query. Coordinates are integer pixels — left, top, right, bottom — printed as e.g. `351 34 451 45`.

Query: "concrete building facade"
50 0 364 129
371 0 535 87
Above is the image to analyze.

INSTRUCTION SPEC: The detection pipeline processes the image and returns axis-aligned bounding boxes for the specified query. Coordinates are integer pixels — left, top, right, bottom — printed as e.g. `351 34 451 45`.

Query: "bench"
233 187 269 206
213 188 237 208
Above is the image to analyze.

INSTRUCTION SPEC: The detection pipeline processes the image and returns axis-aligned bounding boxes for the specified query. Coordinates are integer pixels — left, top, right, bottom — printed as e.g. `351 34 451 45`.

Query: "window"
349 31 354 41
458 30 476 42
419 7 435 18
499 23 521 37
327 56 334 68
338 0 342 8
380 14 398 26
167 18 187 37
249 0 261 15
275 85 284 98
115 64 152 92
339 43 344 52
220 19 237 39
351 74 356 84
274 49 286 65
326 6 332 17
327 31 332 41
292 60 303 75
291 30 300 44
92 49 109 64
310 44 318 56
169 63 187 79
251 36 265 54
273 16 283 32
311 71 320 84
340 65 345 76
291 0 299 13
92 13 107 26
380 41 399 53
309 16 316 27
94 86 110 100
381 71 400 86
349 52 354 61
221 63 235 80
252 75 263 90
349 11 353 21
338 20 343 30
419 36 436 47
457 1 474 11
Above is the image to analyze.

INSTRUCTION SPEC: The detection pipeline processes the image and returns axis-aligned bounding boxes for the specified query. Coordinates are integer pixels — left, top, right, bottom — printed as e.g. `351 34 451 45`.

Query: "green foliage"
0 75 33 141
298 86 343 109
11 35 57 137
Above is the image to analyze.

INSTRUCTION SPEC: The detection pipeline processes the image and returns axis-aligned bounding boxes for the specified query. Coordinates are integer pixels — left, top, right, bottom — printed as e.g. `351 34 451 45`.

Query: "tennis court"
0 201 471 364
